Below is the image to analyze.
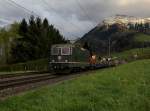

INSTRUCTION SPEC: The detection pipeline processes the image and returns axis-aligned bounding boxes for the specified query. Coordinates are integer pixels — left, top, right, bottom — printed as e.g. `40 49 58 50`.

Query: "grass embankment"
112 47 150 61
0 59 150 111
135 33 150 42
0 59 49 73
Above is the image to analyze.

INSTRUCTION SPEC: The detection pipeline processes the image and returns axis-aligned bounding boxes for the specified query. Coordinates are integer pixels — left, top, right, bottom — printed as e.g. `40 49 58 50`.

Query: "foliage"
79 23 150 54
110 32 135 52
0 60 150 111
128 22 150 33
11 16 66 63
0 22 20 64
135 33 150 42
80 26 136 54
83 42 93 56
0 58 48 73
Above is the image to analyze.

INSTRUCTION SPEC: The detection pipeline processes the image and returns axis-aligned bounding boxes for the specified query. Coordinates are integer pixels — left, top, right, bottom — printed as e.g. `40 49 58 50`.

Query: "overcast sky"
0 0 150 39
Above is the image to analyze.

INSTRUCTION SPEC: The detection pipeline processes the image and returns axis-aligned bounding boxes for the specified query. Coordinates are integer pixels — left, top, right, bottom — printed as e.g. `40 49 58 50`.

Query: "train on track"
49 44 113 73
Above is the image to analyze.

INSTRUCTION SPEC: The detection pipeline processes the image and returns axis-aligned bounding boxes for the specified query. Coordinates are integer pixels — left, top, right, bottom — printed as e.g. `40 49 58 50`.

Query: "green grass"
0 59 150 111
112 47 150 61
135 33 150 42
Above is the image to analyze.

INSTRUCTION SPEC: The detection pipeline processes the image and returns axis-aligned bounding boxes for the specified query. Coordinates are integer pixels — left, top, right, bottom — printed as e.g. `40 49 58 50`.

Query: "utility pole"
108 37 111 57
142 41 144 53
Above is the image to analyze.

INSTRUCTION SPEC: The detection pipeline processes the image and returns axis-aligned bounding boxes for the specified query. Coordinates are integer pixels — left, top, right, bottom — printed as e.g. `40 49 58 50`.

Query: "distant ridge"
97 15 150 28
78 15 150 54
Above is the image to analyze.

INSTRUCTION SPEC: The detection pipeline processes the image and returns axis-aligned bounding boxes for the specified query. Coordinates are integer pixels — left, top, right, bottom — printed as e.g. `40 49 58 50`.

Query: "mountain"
78 15 150 55
102 15 150 27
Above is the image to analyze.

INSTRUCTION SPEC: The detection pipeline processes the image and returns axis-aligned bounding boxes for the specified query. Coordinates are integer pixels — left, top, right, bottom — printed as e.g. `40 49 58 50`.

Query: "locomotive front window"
51 47 61 55
61 47 71 55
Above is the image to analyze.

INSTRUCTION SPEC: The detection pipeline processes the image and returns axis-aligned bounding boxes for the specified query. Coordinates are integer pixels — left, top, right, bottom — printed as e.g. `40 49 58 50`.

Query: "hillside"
79 24 134 54
78 15 150 54
135 33 150 42
112 47 150 61
79 25 150 54
0 59 150 111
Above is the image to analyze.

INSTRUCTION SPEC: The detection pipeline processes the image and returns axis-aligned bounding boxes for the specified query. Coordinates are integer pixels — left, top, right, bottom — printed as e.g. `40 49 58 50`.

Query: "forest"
0 16 66 64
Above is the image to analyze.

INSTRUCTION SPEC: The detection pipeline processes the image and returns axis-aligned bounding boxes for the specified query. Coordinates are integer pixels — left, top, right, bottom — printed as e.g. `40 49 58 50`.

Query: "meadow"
112 47 150 61
135 33 150 42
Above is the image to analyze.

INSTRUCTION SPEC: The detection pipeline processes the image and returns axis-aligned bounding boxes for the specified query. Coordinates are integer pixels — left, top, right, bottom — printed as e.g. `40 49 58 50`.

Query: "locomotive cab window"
61 47 71 55
51 47 61 55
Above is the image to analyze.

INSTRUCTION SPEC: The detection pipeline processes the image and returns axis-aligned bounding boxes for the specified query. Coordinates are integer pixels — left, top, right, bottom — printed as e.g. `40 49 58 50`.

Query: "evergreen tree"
43 18 49 28
135 23 138 30
139 23 144 32
144 22 150 32
19 19 28 36
11 16 66 63
128 23 134 30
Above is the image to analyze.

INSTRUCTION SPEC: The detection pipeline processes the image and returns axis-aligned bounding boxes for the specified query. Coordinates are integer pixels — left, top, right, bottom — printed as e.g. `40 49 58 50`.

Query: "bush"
0 59 49 72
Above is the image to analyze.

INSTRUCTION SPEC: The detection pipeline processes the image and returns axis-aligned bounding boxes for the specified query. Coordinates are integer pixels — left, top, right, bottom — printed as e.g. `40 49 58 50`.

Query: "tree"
139 23 144 32
11 16 66 63
43 18 49 28
135 23 138 30
111 32 135 52
128 23 134 30
19 19 28 36
144 22 150 32
0 22 20 64
83 42 93 56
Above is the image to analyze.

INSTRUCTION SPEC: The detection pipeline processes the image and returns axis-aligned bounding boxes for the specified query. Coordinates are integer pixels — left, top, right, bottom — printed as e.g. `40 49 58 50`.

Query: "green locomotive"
50 44 91 73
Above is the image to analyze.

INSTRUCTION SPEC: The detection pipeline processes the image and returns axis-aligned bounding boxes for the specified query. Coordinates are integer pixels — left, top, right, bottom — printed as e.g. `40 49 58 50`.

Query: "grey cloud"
0 0 150 39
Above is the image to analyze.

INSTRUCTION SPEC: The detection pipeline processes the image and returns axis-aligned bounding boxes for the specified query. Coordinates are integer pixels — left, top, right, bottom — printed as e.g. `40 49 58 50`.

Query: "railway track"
0 72 65 99
0 71 49 79
0 73 57 91
0 68 110 99
0 70 92 99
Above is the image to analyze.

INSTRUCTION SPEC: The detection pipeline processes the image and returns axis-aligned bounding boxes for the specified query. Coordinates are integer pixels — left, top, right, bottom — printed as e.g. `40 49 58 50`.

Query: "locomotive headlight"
58 56 62 60
92 55 96 60
65 60 68 62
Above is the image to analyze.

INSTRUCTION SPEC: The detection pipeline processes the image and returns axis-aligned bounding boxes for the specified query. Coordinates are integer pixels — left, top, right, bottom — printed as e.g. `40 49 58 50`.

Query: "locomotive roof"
51 44 75 47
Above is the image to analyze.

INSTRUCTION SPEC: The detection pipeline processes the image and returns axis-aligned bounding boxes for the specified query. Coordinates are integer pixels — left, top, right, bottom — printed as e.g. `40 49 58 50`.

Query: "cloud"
0 0 150 39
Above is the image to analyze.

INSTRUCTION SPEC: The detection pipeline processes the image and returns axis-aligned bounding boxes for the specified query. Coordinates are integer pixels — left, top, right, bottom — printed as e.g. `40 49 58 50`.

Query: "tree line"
10 16 66 63
128 22 150 33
